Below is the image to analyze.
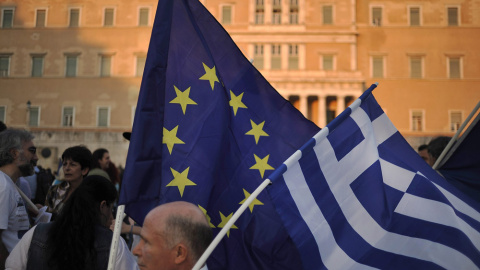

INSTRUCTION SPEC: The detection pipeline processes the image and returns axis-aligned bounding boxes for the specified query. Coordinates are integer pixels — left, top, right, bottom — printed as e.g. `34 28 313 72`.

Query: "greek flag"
268 84 480 269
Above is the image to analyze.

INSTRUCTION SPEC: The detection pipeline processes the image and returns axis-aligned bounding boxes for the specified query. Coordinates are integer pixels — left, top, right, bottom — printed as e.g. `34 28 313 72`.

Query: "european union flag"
119 0 319 268
269 85 480 269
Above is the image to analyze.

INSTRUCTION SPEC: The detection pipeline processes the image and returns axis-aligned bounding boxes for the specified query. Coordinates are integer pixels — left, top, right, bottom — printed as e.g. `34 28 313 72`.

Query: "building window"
288 45 298 70
0 106 5 122
136 56 146 77
410 56 423 79
65 54 78 77
409 7 420 26
323 5 333 25
28 107 40 127
0 55 10 77
104 8 114 26
1 8 14 28
272 0 282 25
139 7 149 26
450 111 462 132
35 9 46 27
371 56 384 78
62 106 74 127
322 55 334 71
69 8 80 27
253 44 264 70
289 0 298 24
222 5 232 25
447 7 459 26
448 57 461 79
371 7 382 26
97 107 109 127
100 55 112 77
31 55 45 77
255 0 264 24
411 110 424 131
271 44 281 70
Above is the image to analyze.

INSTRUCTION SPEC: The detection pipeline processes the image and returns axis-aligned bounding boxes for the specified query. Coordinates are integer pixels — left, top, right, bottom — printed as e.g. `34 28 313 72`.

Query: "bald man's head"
152 201 211 262
134 201 213 270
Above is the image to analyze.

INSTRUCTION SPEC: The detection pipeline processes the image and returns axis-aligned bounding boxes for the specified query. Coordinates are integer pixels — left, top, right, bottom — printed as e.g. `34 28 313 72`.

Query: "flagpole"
192 178 272 270
14 184 39 216
107 204 126 270
433 101 480 170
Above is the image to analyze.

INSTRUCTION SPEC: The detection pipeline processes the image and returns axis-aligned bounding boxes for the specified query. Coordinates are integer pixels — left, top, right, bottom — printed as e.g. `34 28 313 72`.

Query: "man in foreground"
0 129 38 268
133 201 213 270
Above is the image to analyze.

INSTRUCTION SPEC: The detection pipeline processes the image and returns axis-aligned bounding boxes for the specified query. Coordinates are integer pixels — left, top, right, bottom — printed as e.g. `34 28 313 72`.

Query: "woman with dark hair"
89 148 111 180
5 175 138 269
44 145 92 218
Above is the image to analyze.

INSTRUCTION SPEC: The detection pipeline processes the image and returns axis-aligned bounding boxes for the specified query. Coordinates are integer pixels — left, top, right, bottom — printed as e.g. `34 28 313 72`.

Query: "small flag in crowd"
268 85 480 269
119 0 319 269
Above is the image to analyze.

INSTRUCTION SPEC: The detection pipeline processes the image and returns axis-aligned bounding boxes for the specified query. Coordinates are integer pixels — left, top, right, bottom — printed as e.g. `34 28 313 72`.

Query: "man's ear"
9 148 19 160
173 243 188 264
100 200 107 209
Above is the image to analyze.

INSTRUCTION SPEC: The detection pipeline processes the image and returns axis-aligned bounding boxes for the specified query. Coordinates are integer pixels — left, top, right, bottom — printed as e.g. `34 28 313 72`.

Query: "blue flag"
119 0 320 268
268 84 480 269
438 109 480 203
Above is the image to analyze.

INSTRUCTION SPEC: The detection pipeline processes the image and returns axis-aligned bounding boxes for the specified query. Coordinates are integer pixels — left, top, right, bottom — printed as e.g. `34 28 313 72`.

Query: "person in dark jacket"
5 175 138 270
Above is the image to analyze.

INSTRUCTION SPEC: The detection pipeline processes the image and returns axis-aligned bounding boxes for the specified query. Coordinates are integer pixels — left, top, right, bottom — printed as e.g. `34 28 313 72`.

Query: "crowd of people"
0 119 453 270
0 124 213 270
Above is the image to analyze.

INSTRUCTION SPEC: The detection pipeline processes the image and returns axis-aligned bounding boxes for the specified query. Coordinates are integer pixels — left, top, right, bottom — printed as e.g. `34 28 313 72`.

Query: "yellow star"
170 86 197 114
229 90 247 116
166 167 196 197
239 189 264 213
249 154 274 178
245 120 269 144
199 63 219 90
198 205 216 228
163 126 185 154
217 211 238 237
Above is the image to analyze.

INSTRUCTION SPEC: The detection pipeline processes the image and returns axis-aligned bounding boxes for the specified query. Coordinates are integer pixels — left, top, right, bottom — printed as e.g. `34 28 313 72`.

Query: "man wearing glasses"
0 129 38 269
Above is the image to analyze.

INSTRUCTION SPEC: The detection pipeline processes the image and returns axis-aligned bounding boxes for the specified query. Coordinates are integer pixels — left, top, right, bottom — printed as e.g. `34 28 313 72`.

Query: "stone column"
318 94 326 127
299 94 308 118
336 94 345 117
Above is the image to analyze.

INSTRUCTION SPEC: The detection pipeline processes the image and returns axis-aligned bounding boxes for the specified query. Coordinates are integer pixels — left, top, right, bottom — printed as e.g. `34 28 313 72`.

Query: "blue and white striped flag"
268 84 480 269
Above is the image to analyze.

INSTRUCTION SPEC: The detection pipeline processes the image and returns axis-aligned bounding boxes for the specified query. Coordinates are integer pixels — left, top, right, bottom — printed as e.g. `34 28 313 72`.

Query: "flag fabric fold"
268 85 480 269
119 0 320 268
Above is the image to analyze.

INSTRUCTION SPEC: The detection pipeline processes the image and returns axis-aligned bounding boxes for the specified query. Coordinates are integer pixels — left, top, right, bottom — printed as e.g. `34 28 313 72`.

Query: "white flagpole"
433 101 480 170
14 184 39 216
192 178 272 270
107 204 126 270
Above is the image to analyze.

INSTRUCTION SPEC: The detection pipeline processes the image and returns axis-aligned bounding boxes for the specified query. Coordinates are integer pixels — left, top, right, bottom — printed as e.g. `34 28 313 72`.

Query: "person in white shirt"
0 129 38 269
5 175 138 270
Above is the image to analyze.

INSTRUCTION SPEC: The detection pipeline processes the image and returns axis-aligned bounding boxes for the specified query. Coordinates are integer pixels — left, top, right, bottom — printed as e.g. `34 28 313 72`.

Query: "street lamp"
26 100 31 126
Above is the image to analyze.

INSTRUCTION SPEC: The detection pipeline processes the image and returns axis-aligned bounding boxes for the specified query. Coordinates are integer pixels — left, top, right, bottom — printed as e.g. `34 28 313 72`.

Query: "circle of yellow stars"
163 61 280 238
